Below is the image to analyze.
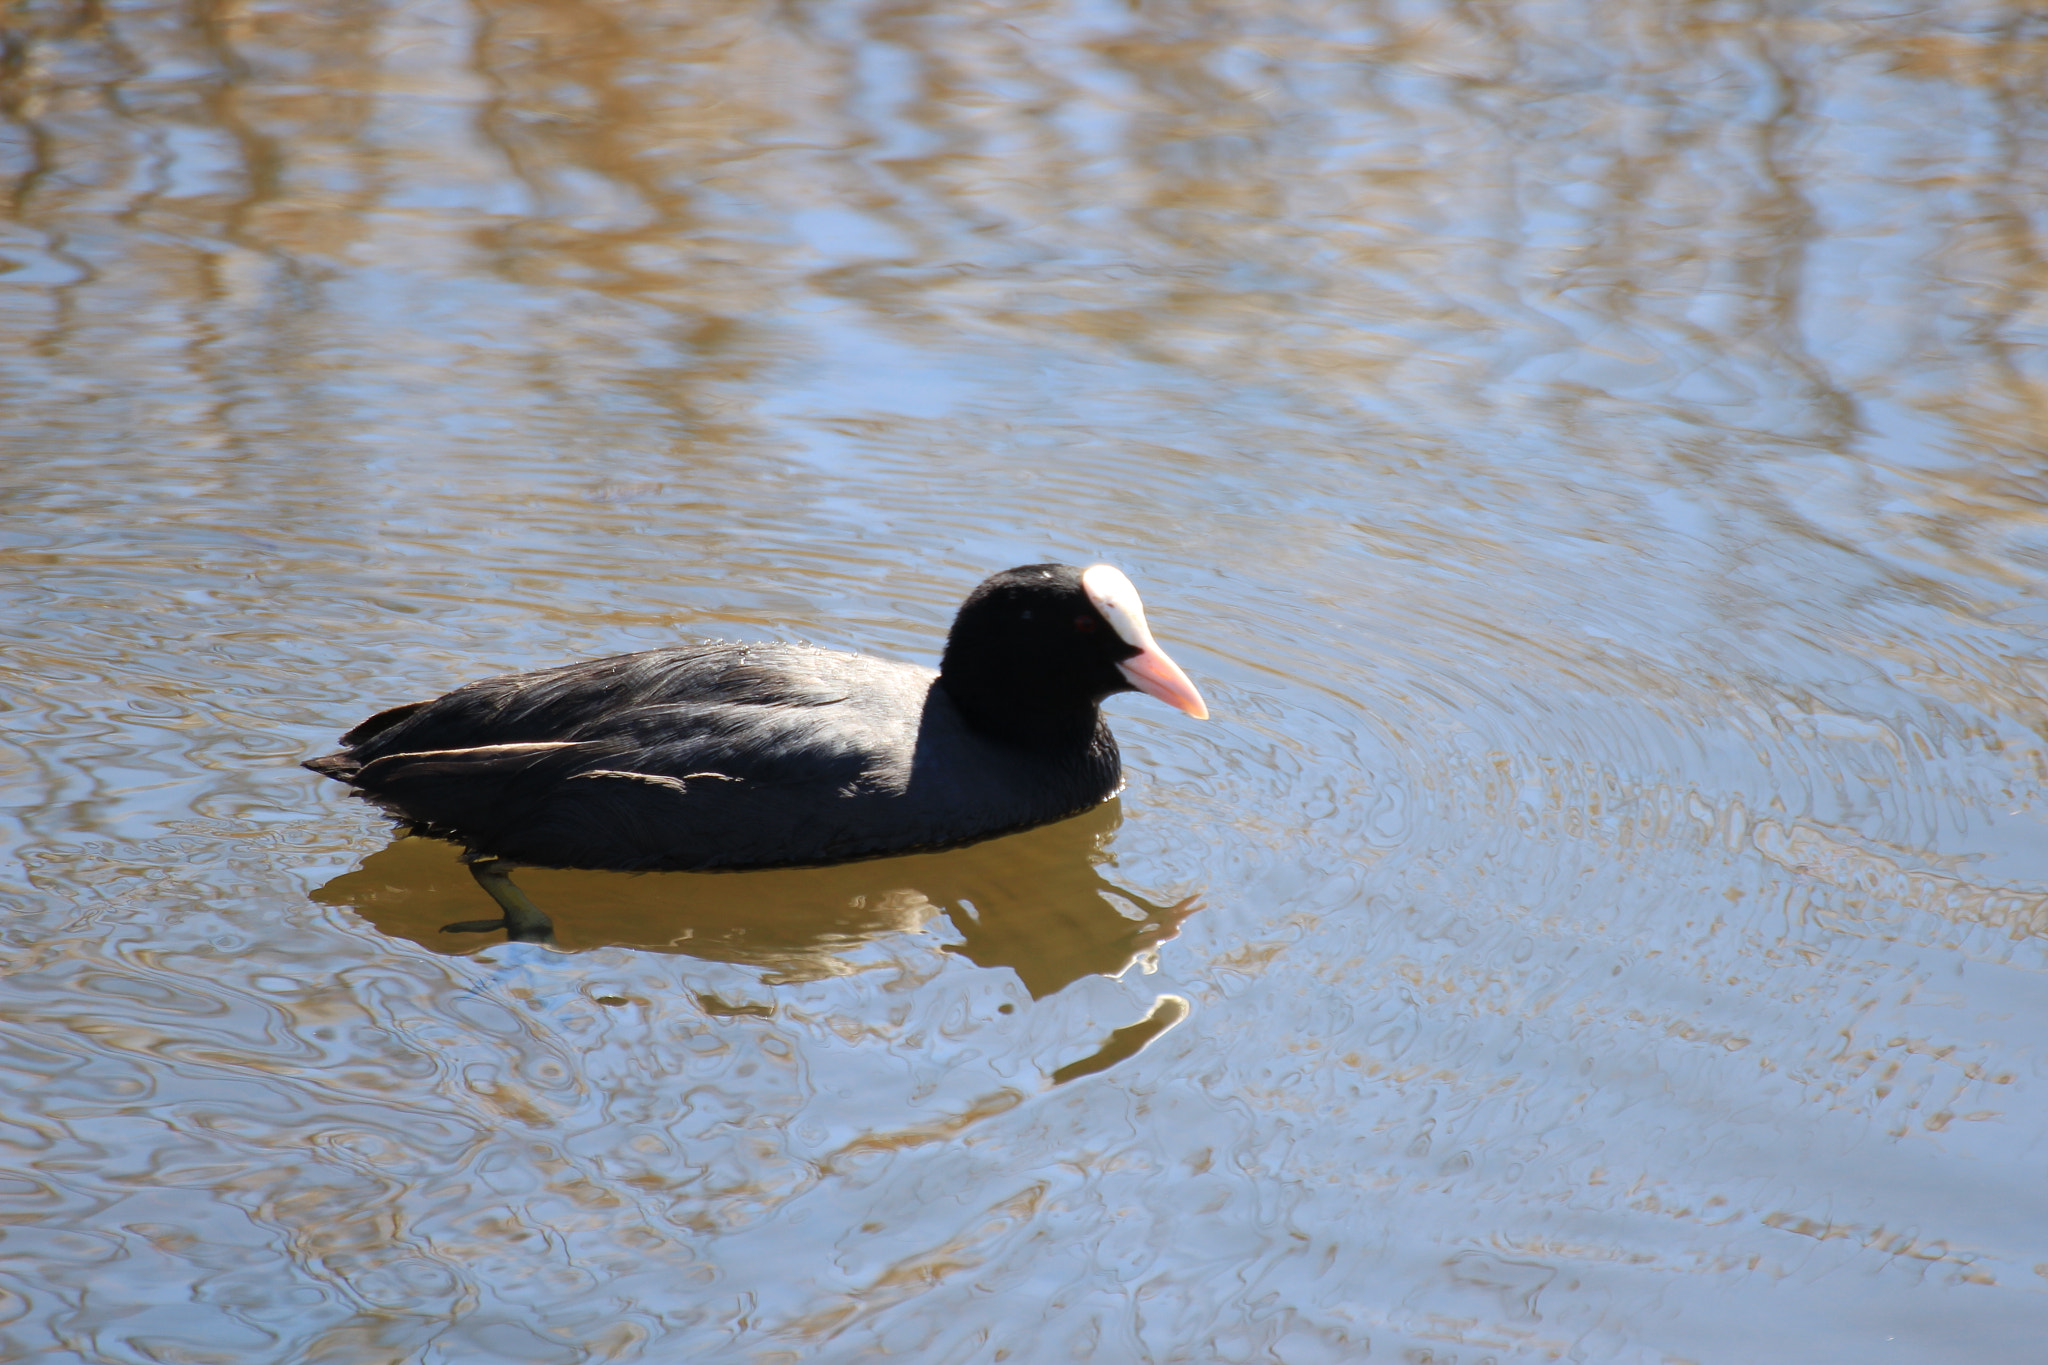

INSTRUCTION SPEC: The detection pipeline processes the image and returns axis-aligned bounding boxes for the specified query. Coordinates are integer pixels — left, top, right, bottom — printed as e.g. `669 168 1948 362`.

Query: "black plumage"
304 564 1207 872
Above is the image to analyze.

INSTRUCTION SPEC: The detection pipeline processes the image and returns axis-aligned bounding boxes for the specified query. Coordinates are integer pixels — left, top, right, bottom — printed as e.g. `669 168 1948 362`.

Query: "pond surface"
5 0 2048 1360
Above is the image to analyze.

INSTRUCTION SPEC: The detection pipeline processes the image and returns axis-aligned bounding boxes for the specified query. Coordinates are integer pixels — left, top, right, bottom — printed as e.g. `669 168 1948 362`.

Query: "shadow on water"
312 798 1200 997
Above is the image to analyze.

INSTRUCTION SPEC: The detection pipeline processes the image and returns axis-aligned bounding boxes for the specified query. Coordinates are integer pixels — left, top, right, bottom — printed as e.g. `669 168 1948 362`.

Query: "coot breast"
304 563 1207 871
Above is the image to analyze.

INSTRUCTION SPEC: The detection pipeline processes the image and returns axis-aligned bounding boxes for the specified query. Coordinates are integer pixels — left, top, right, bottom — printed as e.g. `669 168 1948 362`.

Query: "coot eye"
1073 615 1097 633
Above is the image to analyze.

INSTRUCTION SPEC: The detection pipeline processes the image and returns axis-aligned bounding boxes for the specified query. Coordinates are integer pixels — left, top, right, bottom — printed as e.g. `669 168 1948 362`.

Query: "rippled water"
5 0 2048 1359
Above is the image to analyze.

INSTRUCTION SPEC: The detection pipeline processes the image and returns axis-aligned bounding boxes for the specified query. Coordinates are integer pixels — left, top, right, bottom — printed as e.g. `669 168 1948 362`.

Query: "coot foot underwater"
306 564 1208 931
442 856 556 942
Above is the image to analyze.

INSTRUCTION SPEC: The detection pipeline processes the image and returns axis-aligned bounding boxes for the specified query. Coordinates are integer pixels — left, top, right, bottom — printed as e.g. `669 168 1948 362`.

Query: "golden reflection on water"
317 802 1200 994
6 0 2048 1360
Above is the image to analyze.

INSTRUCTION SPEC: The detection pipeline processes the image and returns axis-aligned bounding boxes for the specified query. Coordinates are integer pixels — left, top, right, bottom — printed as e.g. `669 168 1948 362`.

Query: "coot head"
939 563 1207 737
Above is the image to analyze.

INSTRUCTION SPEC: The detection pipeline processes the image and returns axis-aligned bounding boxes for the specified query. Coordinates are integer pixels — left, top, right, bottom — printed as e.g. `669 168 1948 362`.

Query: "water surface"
4 0 2048 1360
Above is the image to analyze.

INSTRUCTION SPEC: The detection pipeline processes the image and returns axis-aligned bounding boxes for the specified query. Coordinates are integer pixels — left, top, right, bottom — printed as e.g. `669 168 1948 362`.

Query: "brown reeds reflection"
313 799 1198 995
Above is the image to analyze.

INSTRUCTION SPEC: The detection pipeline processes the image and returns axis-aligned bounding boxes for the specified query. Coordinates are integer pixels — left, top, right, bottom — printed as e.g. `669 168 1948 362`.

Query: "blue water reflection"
4 0 2047 1360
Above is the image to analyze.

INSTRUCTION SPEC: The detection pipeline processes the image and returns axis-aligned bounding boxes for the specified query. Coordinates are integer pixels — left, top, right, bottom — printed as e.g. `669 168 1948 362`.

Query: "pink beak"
1117 646 1209 720
1081 564 1211 721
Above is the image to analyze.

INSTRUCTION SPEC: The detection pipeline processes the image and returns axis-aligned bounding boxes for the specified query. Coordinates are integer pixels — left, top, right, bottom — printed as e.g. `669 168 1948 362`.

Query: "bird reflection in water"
313 799 1199 998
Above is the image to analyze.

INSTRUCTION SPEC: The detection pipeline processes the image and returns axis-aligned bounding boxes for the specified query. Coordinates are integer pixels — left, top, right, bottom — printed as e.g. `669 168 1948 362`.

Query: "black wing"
305 644 939 869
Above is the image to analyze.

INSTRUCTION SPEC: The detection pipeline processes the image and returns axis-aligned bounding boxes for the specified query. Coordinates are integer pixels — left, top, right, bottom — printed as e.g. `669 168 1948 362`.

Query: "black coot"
306 564 1208 885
